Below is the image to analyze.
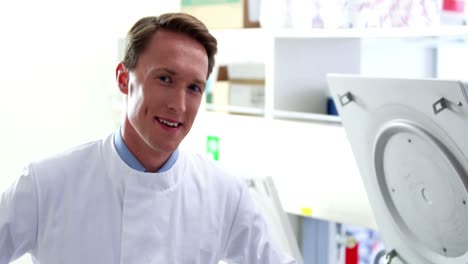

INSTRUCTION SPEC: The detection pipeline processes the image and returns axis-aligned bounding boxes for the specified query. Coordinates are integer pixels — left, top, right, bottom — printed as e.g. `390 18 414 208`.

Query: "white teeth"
158 118 179 127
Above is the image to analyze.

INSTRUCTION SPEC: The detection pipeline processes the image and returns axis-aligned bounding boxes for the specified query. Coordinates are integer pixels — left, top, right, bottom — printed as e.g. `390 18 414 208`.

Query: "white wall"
0 1 179 263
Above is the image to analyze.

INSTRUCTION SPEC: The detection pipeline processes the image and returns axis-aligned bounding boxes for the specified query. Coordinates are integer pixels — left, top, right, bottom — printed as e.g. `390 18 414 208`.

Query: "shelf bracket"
339 92 354 107
433 97 447 115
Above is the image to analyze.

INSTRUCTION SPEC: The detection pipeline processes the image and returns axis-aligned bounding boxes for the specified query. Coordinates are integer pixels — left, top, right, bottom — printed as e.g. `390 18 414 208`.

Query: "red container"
443 0 465 12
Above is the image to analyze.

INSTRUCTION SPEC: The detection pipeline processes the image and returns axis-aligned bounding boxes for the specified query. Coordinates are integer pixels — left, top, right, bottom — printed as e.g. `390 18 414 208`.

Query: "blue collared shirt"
113 128 179 172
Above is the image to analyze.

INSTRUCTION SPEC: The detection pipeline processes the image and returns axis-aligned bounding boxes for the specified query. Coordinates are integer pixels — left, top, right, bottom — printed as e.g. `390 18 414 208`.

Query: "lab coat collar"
102 133 185 192
113 128 179 173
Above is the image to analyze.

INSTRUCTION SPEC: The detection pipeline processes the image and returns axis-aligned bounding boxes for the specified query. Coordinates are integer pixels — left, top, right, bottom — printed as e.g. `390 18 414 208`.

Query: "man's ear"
116 62 129 95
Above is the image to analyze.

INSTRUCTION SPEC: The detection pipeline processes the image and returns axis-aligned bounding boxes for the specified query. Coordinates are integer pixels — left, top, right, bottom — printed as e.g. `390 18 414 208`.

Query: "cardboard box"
210 64 265 111
180 0 260 29
229 79 264 108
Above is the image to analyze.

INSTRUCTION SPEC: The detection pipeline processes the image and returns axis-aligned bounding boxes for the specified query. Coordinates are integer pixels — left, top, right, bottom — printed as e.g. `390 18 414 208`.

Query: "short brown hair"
122 13 217 79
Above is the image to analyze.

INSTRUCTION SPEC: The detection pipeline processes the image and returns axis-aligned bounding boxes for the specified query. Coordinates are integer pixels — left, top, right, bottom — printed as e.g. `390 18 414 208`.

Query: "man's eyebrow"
156 67 176 75
193 78 206 87
153 67 206 86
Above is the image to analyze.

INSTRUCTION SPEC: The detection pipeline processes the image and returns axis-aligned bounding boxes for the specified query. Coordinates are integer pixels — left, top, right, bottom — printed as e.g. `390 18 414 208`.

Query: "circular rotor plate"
374 120 468 258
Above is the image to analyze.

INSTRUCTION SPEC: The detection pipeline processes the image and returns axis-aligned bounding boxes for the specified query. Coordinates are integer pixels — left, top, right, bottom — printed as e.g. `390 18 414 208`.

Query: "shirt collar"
113 128 179 172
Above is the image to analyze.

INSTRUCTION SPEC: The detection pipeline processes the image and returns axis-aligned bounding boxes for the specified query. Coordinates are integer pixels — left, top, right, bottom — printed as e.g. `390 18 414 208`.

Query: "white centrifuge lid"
327 74 468 264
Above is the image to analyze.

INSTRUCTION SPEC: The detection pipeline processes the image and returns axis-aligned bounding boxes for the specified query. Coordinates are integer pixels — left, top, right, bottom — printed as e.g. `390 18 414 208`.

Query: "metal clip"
385 249 398 264
339 92 353 107
433 98 447 115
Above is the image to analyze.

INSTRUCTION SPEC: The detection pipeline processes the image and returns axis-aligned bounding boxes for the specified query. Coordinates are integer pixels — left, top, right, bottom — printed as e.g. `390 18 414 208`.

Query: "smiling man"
0 13 296 263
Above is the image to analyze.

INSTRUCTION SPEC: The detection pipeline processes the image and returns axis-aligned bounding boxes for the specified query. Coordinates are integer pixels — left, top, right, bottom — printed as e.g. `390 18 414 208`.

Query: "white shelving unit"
184 26 468 230
208 26 468 121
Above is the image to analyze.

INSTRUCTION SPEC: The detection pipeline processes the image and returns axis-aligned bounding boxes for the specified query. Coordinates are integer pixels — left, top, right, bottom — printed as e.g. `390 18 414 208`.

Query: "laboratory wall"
0 1 179 263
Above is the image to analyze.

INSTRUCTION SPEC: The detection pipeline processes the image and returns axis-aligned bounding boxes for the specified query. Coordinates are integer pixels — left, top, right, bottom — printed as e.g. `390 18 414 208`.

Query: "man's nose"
167 87 186 113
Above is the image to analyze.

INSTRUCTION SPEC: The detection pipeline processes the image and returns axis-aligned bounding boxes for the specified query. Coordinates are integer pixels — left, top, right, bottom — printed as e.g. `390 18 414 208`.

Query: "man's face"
117 30 208 157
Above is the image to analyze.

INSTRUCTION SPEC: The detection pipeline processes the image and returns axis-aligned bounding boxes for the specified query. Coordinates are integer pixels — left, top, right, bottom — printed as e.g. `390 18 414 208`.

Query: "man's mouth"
157 117 181 128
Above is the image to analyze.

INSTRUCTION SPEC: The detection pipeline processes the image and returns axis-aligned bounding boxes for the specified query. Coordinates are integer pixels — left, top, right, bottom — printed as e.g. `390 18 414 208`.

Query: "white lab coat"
0 133 296 264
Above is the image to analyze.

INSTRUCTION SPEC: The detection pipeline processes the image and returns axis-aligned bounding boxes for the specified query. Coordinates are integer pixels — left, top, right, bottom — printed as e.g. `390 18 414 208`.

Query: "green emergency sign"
206 135 220 161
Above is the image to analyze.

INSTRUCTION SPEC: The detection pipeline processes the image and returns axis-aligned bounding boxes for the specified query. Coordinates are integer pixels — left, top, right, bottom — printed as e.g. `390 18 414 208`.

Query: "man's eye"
188 84 202 93
159 75 171 83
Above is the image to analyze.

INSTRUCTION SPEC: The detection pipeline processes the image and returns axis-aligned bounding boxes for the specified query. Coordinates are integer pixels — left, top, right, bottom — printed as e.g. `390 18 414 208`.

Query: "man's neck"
120 122 172 172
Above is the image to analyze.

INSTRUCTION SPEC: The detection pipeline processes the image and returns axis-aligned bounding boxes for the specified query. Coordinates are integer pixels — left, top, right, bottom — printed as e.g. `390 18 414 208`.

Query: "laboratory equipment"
327 74 468 264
